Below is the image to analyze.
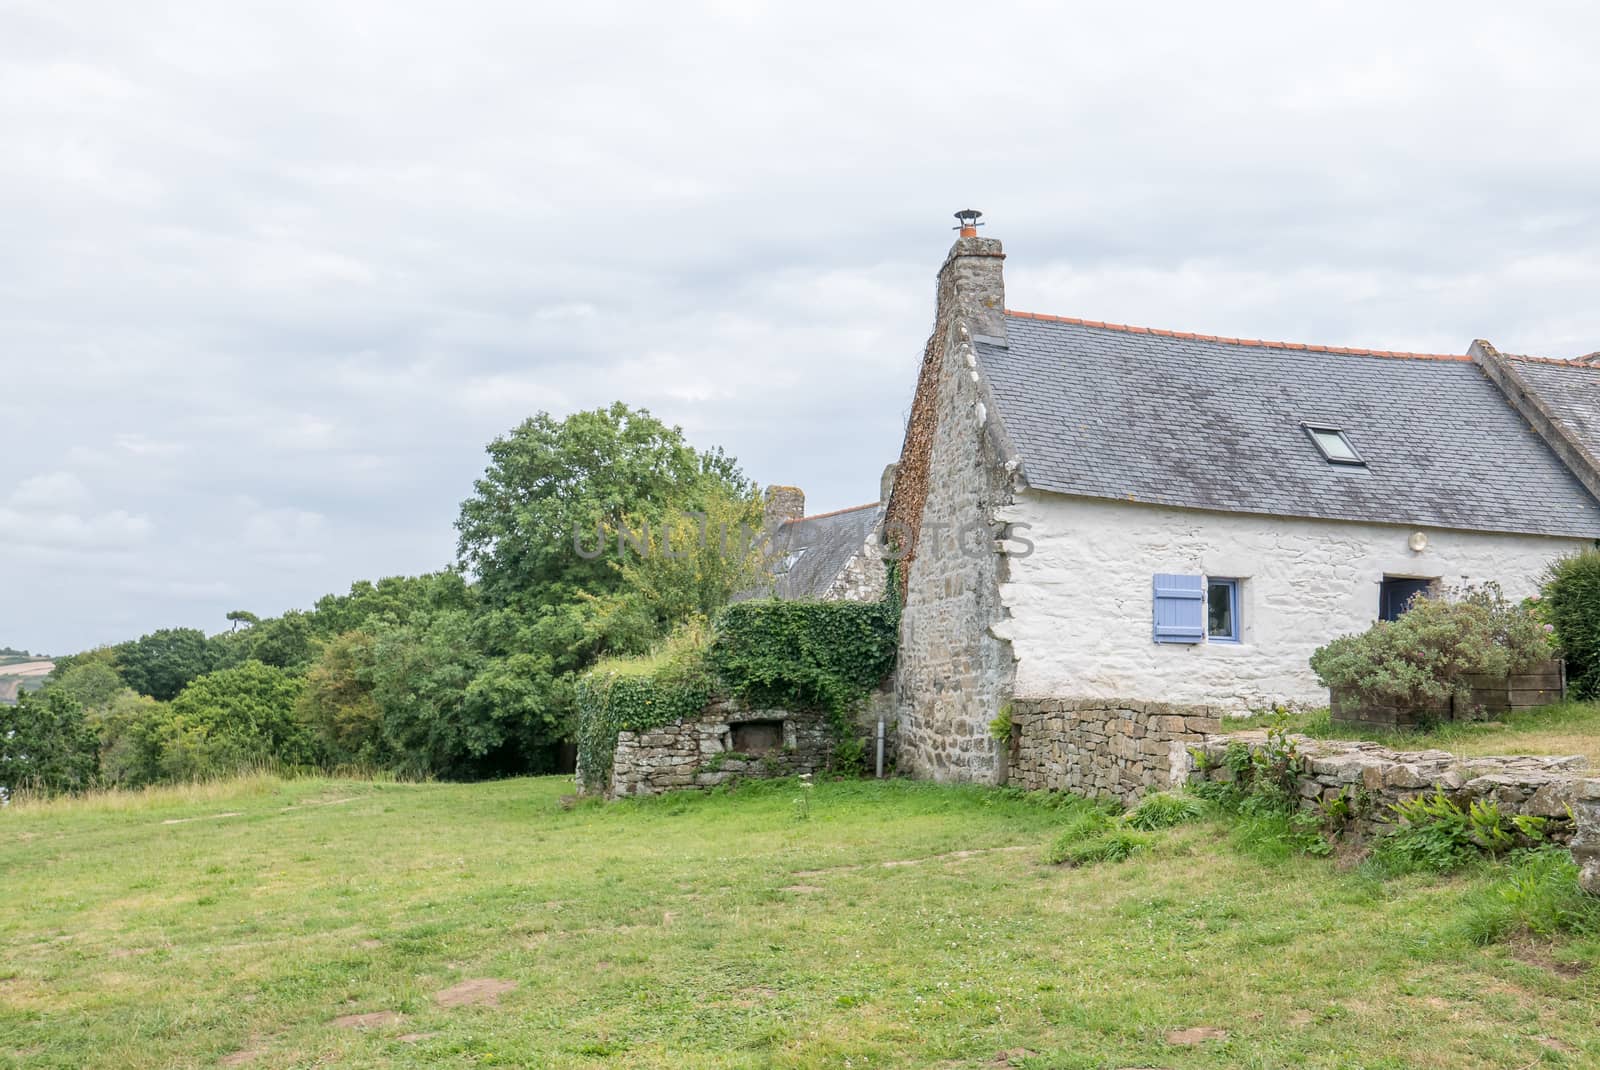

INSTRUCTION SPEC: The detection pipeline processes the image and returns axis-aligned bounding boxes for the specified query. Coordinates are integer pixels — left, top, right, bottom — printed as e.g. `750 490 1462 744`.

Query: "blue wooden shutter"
1152 574 1205 643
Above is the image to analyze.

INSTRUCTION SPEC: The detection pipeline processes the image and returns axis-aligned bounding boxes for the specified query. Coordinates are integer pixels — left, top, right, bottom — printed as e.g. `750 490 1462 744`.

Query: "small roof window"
1304 425 1365 466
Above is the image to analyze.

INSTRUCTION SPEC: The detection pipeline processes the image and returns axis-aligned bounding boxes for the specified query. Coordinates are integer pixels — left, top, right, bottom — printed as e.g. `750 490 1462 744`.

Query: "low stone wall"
1010 698 1600 892
1008 699 1222 805
1182 733 1600 893
609 700 833 798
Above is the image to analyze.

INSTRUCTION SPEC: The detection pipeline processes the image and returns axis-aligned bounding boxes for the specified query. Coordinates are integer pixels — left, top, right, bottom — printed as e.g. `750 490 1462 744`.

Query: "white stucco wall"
992 491 1591 714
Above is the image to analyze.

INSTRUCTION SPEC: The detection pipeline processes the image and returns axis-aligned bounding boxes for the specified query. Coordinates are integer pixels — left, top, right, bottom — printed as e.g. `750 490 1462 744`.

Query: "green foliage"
213 611 318 673
708 595 900 767
94 690 171 788
988 703 1014 743
1542 549 1600 698
455 402 750 609
115 627 220 701
709 598 898 718
1045 815 1152 867
1457 847 1600 944
296 630 385 766
1125 791 1207 831
157 662 316 781
1310 583 1551 709
574 623 717 792
600 487 767 635
0 689 99 793
50 660 125 712
1374 789 1548 874
1194 718 1334 857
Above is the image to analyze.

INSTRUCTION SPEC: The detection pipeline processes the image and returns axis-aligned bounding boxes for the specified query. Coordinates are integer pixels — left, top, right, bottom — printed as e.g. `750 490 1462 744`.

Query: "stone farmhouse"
885 213 1600 787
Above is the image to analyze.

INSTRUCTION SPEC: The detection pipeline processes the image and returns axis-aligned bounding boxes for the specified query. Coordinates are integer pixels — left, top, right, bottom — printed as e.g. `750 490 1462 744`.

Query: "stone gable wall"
893 239 1018 785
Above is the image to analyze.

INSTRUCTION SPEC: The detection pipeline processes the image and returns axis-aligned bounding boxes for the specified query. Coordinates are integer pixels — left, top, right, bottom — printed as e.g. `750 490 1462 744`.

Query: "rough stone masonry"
1008 698 1600 893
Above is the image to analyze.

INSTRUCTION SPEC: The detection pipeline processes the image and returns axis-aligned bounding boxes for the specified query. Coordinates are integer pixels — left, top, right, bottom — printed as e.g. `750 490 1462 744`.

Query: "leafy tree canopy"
454 402 751 609
115 628 219 702
0 689 99 793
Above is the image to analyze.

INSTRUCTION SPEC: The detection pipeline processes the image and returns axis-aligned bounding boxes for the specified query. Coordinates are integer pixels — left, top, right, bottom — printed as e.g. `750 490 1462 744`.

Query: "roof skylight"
1304 425 1365 466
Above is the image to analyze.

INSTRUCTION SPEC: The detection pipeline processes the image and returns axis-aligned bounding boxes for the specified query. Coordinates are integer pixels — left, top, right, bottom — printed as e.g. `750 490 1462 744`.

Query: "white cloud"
8 472 91 511
3 0 1600 653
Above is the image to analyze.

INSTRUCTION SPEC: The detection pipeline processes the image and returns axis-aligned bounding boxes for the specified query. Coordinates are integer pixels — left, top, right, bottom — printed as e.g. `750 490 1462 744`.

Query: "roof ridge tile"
1004 309 1475 363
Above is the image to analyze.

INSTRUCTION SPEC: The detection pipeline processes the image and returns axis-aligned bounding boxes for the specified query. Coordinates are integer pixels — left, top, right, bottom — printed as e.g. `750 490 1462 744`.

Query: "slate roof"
740 503 881 601
974 313 1600 538
1509 356 1600 454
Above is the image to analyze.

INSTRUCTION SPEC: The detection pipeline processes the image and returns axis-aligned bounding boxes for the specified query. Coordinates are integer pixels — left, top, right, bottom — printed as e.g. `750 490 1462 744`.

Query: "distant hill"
0 659 54 705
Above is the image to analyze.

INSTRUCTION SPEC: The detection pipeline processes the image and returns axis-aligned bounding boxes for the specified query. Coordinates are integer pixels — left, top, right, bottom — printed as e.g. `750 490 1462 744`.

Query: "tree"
97 690 171 788
455 402 750 609
297 631 385 765
366 610 491 779
0 689 99 794
159 662 315 780
225 610 260 632
310 572 474 638
50 660 126 713
116 628 220 702
214 611 318 673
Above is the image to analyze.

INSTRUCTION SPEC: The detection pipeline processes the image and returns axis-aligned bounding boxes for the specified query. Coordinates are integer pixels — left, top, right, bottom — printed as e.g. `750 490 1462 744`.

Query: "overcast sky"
3 2 1598 655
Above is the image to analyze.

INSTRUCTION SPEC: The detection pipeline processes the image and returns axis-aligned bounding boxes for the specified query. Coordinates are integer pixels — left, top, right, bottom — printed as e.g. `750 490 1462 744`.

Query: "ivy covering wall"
575 578 900 793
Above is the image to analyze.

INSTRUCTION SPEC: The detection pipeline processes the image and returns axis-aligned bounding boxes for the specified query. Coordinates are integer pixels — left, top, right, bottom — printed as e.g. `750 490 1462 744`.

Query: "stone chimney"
939 209 1007 341
763 485 805 526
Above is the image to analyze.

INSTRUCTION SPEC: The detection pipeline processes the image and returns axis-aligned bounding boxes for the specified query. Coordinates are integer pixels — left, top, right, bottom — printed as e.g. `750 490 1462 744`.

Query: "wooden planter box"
1330 659 1565 730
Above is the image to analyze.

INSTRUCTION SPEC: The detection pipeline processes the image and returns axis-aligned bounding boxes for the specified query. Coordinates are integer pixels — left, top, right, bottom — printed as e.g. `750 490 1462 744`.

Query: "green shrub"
574 622 716 792
159 662 317 781
1373 790 1547 874
1126 791 1208 830
1458 847 1600 945
1046 826 1152 866
1542 549 1600 698
1310 584 1550 709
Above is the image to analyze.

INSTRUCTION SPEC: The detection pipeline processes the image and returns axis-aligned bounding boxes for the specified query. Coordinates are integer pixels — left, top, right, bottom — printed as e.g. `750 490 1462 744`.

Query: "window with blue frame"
1207 579 1240 642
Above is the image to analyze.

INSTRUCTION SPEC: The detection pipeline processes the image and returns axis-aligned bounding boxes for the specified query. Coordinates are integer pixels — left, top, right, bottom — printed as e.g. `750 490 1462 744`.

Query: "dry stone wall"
1012 700 1600 892
1184 733 1600 894
608 700 832 799
604 690 897 799
1008 699 1221 804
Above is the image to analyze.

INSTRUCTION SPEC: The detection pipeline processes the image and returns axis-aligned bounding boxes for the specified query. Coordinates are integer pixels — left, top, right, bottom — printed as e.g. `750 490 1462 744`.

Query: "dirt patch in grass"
1509 939 1590 978
1166 1026 1228 1045
435 978 517 1008
333 1011 403 1029
781 884 824 894
794 843 1035 877
160 812 242 826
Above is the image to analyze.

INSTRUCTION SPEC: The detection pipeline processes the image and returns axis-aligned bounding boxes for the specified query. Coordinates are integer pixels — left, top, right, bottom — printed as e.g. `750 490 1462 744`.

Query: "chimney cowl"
953 208 984 238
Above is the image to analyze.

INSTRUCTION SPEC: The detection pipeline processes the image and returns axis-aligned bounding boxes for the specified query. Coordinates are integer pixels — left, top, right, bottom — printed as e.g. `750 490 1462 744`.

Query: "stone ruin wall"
605 690 897 799
1010 697 1600 893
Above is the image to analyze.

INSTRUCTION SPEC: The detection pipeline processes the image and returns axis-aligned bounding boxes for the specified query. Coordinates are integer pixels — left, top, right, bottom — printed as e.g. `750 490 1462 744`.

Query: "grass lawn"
4 775 1599 1069
1262 701 1600 767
